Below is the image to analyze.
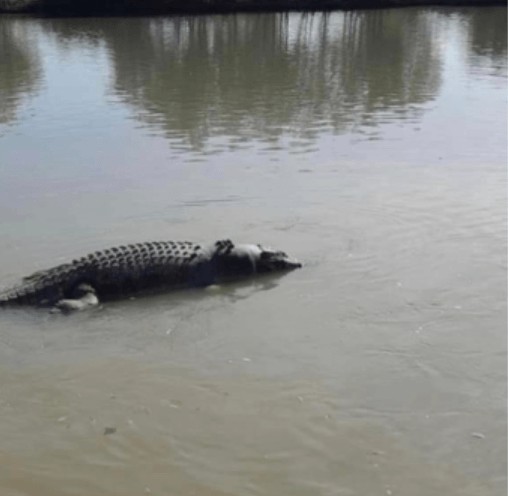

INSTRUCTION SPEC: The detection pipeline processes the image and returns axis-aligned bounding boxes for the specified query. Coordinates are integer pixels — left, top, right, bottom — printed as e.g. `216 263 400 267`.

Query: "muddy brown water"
0 7 506 496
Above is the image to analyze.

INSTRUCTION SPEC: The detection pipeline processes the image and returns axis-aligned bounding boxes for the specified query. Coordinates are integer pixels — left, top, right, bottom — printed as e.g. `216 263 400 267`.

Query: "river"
0 7 506 495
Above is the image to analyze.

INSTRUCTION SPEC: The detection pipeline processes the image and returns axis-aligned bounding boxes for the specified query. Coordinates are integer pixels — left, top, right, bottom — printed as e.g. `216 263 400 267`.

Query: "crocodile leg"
54 284 99 312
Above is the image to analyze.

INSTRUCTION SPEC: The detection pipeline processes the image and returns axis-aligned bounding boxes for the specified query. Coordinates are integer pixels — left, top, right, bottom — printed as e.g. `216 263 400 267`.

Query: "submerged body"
0 239 301 311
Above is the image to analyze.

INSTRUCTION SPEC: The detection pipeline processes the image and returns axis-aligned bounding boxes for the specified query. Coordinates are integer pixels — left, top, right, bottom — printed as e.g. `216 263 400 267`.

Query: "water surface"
0 7 506 495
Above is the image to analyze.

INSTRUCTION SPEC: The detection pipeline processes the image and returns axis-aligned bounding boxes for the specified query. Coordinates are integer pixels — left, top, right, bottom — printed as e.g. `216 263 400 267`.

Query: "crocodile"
0 239 301 311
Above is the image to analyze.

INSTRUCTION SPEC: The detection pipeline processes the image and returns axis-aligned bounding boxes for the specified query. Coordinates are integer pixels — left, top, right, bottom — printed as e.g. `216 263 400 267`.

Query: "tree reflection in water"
2 9 506 150
104 11 443 150
0 18 42 127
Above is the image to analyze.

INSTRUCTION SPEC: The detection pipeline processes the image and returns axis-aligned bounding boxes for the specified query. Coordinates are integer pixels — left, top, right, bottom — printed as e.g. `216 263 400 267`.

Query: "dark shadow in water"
104 268 294 313
0 18 42 127
0 269 296 324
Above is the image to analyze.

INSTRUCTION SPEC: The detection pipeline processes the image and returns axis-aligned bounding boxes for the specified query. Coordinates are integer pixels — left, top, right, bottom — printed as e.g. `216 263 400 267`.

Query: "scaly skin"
0 239 301 309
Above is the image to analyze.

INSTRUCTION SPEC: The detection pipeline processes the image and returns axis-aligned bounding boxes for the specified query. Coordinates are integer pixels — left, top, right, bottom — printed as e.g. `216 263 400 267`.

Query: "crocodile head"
211 241 302 280
251 244 302 273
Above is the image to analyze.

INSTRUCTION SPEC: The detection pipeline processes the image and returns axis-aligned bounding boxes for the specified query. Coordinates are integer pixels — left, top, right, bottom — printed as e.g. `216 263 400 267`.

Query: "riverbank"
0 0 505 15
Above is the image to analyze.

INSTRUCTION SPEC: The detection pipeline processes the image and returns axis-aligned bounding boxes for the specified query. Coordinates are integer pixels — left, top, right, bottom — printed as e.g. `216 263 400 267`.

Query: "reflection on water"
0 18 41 126
466 8 507 58
0 9 506 152
112 11 442 150
465 8 507 77
54 11 443 151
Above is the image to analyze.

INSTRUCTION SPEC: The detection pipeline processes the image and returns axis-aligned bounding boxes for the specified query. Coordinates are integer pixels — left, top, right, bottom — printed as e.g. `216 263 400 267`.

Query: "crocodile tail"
0 279 55 306
0 263 77 307
0 286 33 306
0 290 22 306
